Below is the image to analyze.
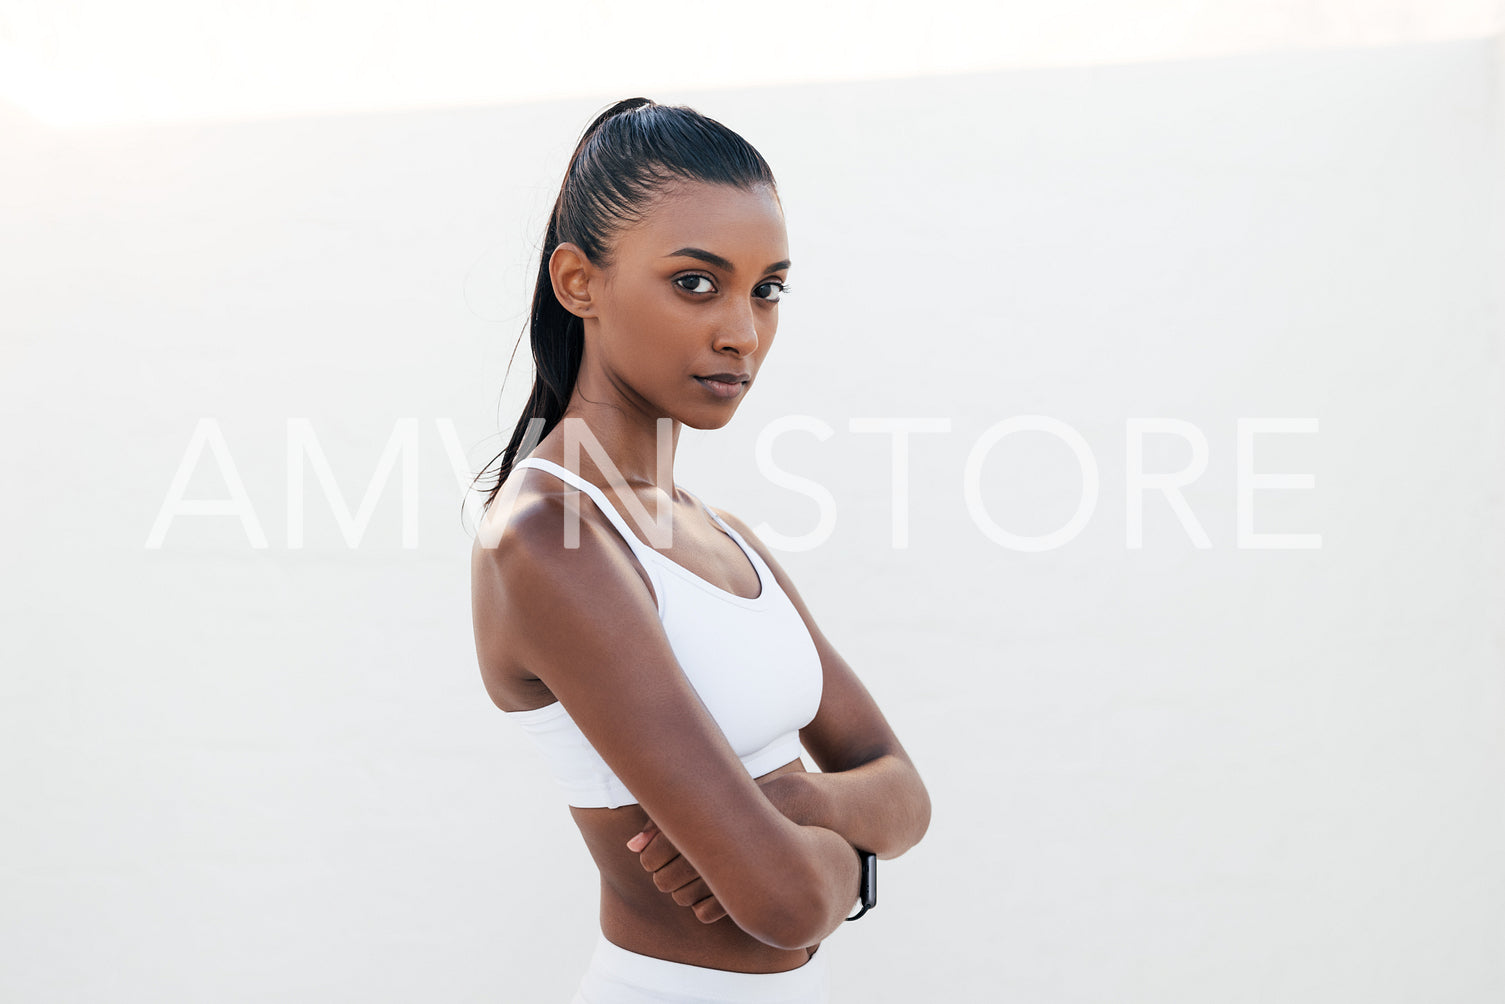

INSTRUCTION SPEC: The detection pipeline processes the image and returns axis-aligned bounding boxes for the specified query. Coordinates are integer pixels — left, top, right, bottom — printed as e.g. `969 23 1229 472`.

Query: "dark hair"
461 97 779 527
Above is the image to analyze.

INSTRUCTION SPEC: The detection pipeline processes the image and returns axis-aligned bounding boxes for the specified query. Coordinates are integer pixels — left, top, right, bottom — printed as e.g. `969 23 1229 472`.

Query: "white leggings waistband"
571 933 830 1004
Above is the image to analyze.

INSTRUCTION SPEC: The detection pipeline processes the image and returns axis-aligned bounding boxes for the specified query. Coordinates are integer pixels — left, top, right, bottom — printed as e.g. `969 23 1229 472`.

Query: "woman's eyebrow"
663 247 791 273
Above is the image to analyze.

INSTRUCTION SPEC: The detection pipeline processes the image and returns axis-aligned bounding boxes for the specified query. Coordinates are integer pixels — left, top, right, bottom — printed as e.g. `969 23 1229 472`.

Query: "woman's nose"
714 300 759 355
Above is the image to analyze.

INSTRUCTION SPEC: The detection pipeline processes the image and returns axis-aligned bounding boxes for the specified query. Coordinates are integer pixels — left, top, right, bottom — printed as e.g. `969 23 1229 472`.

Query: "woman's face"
572 179 790 430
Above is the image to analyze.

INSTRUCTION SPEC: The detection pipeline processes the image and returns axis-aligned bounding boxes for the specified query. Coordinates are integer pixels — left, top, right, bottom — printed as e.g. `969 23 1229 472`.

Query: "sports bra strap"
512 456 706 560
680 485 726 527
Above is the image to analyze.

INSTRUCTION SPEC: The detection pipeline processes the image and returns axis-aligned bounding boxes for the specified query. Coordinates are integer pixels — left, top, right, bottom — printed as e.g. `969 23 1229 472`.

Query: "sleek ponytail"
463 97 778 525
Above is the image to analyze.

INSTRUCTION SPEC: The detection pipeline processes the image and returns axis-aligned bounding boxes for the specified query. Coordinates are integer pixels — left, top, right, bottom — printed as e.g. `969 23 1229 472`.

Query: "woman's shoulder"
471 466 662 705
472 465 620 586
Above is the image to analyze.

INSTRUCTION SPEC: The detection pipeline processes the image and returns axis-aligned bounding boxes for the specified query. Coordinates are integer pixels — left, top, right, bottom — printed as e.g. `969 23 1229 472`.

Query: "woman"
468 97 931 1003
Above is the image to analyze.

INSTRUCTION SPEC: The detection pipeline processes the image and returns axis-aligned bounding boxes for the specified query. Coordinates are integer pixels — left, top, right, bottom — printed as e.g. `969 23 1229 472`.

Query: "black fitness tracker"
845 849 877 921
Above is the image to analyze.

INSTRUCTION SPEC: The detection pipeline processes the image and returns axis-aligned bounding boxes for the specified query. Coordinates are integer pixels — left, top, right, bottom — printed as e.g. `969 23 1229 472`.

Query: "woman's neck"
544 409 683 491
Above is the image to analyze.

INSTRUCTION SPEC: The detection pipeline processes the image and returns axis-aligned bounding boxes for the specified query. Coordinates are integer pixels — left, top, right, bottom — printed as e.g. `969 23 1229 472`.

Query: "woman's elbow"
725 852 849 950
740 896 825 952
910 777 932 847
746 881 846 950
878 768 932 861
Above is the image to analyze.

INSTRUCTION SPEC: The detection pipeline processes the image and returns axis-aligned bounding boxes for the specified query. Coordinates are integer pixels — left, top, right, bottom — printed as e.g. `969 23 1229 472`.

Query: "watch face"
860 850 877 908
847 849 878 920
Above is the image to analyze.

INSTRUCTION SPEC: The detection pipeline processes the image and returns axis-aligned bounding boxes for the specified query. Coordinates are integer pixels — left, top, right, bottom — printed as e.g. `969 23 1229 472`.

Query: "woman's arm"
621 505 931 922
712 508 932 860
473 491 860 950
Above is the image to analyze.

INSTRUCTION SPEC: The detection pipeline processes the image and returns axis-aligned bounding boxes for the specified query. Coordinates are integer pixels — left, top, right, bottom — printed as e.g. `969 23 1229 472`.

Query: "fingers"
650 853 701 894
692 894 727 924
625 822 659 854
652 856 725 922
671 876 722 909
623 822 723 922
625 825 698 890
631 829 683 874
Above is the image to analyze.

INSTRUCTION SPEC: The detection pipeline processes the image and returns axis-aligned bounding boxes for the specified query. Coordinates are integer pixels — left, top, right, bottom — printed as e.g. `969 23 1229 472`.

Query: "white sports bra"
500 457 824 809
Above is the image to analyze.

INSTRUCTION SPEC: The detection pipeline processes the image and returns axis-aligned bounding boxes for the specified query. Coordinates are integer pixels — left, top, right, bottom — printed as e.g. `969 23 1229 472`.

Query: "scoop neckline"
513 456 770 609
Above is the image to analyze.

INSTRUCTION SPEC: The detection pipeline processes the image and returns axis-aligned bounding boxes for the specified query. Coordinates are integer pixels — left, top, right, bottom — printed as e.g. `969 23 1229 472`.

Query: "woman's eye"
757 281 788 303
675 274 714 294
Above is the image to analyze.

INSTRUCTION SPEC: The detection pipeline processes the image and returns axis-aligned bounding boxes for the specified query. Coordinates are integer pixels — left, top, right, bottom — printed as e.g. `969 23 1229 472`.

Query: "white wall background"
3 33 1503 1004
3 0 1504 126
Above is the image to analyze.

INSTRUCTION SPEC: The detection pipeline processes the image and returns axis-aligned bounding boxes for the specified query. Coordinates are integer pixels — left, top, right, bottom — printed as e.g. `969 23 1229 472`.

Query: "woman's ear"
549 242 597 320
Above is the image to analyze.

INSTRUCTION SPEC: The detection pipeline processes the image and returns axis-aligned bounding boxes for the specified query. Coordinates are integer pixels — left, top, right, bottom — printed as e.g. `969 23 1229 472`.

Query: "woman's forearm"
786 822 864 945
628 757 929 943
626 801 863 948
771 755 931 860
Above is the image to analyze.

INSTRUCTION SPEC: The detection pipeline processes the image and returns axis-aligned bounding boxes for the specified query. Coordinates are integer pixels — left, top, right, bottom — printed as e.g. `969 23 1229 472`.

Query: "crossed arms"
475 494 931 949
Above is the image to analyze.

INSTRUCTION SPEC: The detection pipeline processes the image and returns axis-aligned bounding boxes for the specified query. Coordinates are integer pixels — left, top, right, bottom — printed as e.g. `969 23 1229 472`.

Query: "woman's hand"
626 821 728 923
627 772 815 923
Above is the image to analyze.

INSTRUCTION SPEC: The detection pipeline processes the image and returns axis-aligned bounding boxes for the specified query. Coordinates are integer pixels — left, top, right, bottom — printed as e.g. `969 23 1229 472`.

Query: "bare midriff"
568 757 821 973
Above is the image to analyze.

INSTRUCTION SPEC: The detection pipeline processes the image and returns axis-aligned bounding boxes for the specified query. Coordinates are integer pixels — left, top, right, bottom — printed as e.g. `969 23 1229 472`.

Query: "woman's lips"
694 376 745 399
